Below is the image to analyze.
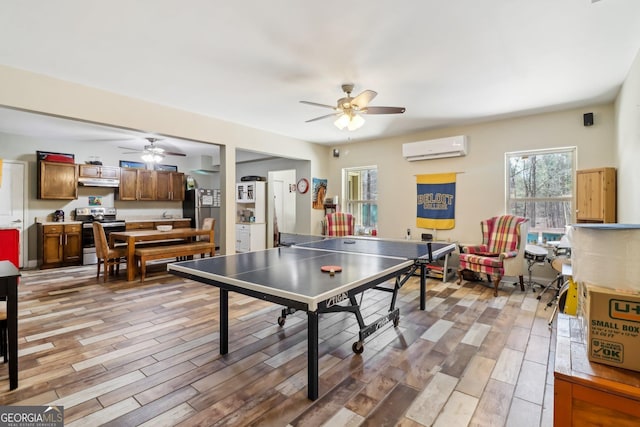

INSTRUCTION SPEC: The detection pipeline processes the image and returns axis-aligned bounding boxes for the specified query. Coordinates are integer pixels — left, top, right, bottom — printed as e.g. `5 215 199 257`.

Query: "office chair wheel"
277 316 286 327
352 341 364 354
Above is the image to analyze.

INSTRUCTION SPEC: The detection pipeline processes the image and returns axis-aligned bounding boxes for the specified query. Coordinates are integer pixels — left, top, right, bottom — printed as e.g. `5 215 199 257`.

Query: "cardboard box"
578 282 640 372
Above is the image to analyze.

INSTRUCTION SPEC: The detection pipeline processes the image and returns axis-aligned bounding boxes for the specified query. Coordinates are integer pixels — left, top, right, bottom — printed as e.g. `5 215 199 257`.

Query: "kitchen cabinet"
156 171 185 201
576 167 616 223
125 221 155 230
38 223 82 269
236 223 266 253
79 164 120 179
119 168 183 201
236 181 266 223
125 219 192 230
38 161 78 199
118 168 157 201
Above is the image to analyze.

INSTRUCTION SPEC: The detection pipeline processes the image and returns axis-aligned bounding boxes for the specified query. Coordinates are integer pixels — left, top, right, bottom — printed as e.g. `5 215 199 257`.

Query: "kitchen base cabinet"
236 223 266 253
38 223 82 269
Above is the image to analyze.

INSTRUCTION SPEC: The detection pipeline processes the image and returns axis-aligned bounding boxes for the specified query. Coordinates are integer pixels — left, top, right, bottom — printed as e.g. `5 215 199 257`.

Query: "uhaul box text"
579 282 640 372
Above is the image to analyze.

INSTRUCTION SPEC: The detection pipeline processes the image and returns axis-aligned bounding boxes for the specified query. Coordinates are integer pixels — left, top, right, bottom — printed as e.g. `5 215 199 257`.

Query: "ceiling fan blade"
119 146 143 152
351 90 377 108
305 112 342 123
300 100 338 110
361 106 406 114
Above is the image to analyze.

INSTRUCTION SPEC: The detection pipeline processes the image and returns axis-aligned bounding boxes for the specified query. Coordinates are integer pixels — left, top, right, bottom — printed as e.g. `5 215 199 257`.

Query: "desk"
110 228 213 281
0 260 19 390
169 236 455 400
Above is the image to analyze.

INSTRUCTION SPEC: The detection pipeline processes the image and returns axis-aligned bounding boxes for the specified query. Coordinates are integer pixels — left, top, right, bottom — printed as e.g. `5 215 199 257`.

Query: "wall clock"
296 178 309 194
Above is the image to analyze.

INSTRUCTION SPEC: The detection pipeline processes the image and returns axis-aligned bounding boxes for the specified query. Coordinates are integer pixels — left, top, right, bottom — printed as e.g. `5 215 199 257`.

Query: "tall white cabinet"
235 181 266 252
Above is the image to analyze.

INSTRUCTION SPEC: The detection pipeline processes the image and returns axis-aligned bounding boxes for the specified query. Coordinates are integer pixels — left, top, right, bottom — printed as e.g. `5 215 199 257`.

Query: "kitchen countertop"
36 220 83 225
119 218 189 223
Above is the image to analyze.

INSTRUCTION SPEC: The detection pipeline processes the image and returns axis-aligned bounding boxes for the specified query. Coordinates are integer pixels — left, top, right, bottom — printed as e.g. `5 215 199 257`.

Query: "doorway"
0 160 27 267
267 169 296 247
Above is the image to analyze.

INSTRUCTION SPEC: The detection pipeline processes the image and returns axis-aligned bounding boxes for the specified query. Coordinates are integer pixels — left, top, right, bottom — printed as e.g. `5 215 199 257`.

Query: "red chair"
458 215 529 296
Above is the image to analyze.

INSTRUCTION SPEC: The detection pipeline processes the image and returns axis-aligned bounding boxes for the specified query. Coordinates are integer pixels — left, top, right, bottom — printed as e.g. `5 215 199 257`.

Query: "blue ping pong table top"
168 246 414 310
290 236 455 261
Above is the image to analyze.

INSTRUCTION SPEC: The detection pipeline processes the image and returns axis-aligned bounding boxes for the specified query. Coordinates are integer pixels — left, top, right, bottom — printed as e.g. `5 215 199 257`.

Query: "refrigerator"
183 188 220 249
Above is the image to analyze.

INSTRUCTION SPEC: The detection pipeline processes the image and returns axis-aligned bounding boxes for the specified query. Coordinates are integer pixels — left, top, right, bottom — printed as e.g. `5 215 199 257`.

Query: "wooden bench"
134 241 214 282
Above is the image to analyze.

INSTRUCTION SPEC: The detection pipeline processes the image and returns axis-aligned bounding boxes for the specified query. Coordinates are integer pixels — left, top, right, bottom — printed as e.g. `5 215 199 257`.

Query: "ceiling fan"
300 84 406 131
119 137 186 162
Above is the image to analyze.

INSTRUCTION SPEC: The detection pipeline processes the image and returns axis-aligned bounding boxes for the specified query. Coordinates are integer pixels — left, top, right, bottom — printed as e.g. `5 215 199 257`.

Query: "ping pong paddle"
321 265 342 276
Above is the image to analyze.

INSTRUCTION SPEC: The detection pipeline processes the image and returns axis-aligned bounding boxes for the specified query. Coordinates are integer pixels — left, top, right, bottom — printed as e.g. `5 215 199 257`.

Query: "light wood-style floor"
0 263 558 426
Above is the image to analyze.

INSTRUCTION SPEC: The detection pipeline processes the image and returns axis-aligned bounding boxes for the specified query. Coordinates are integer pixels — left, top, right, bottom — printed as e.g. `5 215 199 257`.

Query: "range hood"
191 155 219 175
78 177 120 187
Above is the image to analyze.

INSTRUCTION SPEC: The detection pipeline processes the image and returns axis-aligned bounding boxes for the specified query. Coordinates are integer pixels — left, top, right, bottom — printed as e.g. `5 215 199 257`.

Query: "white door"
0 160 27 267
267 169 296 247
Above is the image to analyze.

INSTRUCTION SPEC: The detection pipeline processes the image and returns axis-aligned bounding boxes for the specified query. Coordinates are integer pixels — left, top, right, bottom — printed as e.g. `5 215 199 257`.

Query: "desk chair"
93 222 128 282
458 215 529 297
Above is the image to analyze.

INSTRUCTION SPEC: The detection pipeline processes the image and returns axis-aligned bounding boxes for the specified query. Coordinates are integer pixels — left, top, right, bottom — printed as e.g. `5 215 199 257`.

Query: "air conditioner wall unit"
402 135 468 161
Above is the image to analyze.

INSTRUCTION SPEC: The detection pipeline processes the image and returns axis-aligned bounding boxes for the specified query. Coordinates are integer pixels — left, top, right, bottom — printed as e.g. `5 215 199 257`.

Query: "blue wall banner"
416 173 456 229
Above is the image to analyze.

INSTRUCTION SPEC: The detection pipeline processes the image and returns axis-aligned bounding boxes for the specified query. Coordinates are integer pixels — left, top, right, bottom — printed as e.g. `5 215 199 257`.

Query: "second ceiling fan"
301 84 406 131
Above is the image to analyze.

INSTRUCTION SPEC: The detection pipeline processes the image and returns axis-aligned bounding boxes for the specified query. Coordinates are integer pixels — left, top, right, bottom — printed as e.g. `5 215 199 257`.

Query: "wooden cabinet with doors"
576 167 616 223
38 161 78 199
79 164 120 179
118 167 157 201
155 171 185 201
119 168 183 201
38 223 82 269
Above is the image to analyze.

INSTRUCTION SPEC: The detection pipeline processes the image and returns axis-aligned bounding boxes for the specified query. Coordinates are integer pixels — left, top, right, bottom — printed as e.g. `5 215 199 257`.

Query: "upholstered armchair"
458 215 529 296
322 212 355 236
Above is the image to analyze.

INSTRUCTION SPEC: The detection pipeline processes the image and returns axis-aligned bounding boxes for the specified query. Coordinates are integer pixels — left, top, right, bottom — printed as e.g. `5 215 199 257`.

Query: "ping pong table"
168 235 456 400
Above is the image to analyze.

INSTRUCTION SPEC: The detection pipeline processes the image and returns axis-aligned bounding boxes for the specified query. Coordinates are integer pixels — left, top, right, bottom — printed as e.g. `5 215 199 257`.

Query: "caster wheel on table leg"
352 341 364 354
277 317 286 327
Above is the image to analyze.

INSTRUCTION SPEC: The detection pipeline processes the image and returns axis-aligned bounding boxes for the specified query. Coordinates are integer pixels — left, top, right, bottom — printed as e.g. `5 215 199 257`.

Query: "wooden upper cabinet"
118 167 139 200
156 171 172 200
171 172 185 201
137 169 157 200
38 161 78 199
118 168 182 201
576 167 616 223
79 164 120 179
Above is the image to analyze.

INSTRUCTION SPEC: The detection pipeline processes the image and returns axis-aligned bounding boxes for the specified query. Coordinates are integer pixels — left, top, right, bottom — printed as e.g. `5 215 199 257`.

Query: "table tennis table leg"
420 264 426 310
220 289 229 355
307 311 319 400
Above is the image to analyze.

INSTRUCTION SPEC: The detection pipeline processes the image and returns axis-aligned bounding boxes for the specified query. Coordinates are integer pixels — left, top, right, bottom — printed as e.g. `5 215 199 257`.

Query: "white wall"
615 48 640 222
0 65 331 255
328 104 617 244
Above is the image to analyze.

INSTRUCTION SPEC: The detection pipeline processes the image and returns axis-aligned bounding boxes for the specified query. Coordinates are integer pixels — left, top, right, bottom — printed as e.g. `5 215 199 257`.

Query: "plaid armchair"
458 215 529 296
322 212 355 236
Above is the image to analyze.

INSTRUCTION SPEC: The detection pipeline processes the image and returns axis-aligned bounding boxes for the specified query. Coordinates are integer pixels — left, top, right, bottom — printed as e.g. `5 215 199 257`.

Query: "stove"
75 207 126 265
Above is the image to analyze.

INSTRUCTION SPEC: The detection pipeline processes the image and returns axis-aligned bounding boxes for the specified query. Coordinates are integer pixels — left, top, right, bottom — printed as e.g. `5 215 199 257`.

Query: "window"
506 147 575 237
343 166 378 233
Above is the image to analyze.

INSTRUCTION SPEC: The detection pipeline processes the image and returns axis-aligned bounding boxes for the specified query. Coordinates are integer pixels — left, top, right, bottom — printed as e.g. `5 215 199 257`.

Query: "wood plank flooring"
0 264 557 426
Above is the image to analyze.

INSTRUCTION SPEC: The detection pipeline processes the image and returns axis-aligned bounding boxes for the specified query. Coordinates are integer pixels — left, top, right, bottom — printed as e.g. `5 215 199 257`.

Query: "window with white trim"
506 147 576 239
343 166 378 234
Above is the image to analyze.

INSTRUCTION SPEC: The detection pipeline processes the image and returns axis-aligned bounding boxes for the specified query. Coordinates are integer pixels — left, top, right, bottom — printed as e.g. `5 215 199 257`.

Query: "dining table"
109 228 213 281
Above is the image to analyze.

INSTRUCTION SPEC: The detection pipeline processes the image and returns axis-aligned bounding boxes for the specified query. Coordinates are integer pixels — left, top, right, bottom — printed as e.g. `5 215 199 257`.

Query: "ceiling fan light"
334 114 350 130
141 152 164 163
347 114 365 131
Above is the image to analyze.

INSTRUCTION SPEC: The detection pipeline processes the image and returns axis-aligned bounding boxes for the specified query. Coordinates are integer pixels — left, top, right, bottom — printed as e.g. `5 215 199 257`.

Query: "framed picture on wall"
154 164 178 172
119 160 146 169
